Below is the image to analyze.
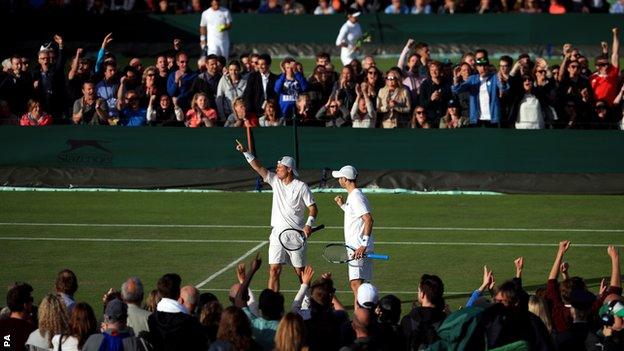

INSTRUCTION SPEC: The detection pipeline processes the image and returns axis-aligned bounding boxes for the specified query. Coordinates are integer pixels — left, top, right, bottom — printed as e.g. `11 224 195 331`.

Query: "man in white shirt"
236 141 318 292
332 165 374 303
336 8 363 66
199 0 232 58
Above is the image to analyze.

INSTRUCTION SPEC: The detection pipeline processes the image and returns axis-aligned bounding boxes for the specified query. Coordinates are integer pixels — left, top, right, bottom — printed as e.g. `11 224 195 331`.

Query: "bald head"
180 285 199 314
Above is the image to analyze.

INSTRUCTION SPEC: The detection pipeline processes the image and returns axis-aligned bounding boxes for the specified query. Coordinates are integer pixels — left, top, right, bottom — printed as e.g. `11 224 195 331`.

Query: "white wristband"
358 234 370 248
305 216 316 227
200 35 207 41
243 152 255 163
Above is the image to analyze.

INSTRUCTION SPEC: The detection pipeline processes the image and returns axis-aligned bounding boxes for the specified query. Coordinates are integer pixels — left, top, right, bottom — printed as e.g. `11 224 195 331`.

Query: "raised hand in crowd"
53 34 64 49
237 262 246 283
301 265 314 286
173 38 182 51
101 32 113 50
514 257 524 278
479 265 493 292
560 261 570 280
549 240 570 280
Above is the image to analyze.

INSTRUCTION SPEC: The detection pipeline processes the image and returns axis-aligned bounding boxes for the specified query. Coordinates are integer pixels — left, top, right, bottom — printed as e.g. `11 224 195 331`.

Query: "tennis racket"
279 224 325 251
322 243 389 264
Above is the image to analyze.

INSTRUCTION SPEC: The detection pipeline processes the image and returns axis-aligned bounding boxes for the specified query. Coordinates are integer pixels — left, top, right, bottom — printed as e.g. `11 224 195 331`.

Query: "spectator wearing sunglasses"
377 70 411 128
590 28 620 106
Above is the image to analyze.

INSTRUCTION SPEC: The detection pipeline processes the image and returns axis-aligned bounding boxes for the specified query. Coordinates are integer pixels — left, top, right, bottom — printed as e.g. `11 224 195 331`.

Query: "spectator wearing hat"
32 35 67 122
336 9 363 66
439 98 468 128
400 274 446 351
82 299 142 351
452 56 509 127
586 294 624 350
0 283 35 351
376 295 404 351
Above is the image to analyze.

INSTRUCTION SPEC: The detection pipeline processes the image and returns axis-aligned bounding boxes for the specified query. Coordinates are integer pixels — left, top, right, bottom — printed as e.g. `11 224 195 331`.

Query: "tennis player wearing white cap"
236 141 317 292
332 165 374 303
336 8 363 66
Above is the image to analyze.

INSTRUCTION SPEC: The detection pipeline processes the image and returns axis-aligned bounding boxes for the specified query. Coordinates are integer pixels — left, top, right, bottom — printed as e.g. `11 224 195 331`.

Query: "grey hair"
121 277 144 304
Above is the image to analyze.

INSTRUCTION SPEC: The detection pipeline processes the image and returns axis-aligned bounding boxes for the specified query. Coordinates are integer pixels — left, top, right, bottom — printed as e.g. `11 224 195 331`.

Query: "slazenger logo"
57 139 113 166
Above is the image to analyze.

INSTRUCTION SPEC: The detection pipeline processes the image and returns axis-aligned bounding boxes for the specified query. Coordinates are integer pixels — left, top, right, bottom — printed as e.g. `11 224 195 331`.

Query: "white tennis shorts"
268 227 307 267
348 256 372 281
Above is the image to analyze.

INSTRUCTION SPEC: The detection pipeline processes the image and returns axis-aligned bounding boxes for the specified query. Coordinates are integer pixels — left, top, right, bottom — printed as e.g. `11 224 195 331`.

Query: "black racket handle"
312 224 325 233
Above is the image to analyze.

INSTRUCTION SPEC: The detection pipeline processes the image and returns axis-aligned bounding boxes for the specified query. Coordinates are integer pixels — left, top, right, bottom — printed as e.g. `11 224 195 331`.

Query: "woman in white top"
259 99 285 127
52 303 97 351
314 0 336 14
351 83 376 128
515 75 545 129
26 294 68 351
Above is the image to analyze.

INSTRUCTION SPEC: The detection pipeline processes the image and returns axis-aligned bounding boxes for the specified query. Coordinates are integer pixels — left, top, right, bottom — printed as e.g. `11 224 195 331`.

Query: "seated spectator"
259 99 284 126
377 70 411 128
410 0 432 13
20 99 52 126
591 100 617 129
477 0 498 13
258 0 282 13
275 58 308 119
519 0 542 12
117 66 141 106
121 277 151 335
548 0 566 13
610 0 624 13
0 283 35 351
216 60 248 121
294 94 320 126
411 106 431 128
26 294 69 350
82 299 142 351
148 273 207 350
225 97 259 127
186 92 218 127
438 0 459 14
283 0 306 14
314 0 335 14
118 91 147 127
52 302 97 351
400 274 447 350
147 94 184 126
385 0 409 13
439 99 468 128
0 99 18 125
351 84 376 128
274 312 307 351
315 96 350 127
209 306 262 351
350 0 379 14
72 81 109 125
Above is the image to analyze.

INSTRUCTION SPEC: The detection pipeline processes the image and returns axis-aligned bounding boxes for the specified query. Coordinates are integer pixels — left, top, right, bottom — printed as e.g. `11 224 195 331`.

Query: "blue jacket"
167 70 197 111
274 72 308 118
452 73 509 124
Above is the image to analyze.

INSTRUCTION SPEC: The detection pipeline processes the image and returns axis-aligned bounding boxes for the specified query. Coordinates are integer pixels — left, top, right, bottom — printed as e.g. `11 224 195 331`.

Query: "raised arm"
398 38 415 70
68 48 82 81
234 253 261 308
514 257 524 279
549 240 570 280
608 246 621 288
466 265 492 307
557 44 571 83
235 140 269 179
611 27 620 68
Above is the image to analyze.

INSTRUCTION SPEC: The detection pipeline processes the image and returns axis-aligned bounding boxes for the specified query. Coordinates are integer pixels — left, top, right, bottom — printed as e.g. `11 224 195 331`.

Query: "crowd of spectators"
4 0 624 14
0 242 622 350
1 27 623 129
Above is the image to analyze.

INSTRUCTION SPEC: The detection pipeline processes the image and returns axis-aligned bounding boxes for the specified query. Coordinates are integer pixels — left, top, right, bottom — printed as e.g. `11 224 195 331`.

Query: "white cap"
278 156 299 177
357 283 378 309
332 165 358 180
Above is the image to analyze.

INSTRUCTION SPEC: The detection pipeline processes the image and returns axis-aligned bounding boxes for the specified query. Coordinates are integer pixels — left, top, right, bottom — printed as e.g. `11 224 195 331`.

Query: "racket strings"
280 229 305 250
323 244 353 263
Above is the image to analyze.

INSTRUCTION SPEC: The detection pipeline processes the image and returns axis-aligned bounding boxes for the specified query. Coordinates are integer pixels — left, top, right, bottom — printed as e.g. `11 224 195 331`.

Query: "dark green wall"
1 126 623 173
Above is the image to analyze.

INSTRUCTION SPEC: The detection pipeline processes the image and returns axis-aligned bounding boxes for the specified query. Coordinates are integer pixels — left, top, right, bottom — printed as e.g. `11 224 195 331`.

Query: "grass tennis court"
1 191 622 312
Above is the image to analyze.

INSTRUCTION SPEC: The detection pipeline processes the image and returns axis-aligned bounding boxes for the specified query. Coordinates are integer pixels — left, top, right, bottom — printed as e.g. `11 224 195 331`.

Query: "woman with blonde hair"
186 92 217 127
528 295 554 335
26 294 69 350
20 99 52 126
145 289 160 313
52 303 97 351
274 312 307 351
376 69 411 128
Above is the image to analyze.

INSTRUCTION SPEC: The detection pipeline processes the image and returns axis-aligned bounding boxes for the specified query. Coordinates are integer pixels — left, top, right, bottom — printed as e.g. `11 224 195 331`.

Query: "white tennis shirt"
264 172 315 230
200 7 232 42
342 188 372 248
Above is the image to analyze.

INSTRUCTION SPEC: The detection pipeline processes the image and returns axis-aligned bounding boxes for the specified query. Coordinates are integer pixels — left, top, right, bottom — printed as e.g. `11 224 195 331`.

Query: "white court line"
195 241 268 289
0 222 622 233
0 237 613 247
200 288 469 295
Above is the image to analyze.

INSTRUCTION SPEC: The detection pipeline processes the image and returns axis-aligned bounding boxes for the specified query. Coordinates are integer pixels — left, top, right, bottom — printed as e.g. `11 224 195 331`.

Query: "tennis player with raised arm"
332 165 374 302
236 140 318 292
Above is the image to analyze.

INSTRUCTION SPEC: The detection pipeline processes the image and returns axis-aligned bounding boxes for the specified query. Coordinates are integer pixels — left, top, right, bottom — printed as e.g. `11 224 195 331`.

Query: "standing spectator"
199 0 232 58
377 70 411 128
216 60 248 121
191 54 222 110
351 83 376 128
199 299 222 347
419 61 452 127
121 277 150 335
258 0 283 13
439 99 468 128
118 90 147 126
452 57 509 127
336 9 363 66
361 67 383 109
147 94 184 126
52 303 98 351
314 0 335 13
82 299 142 351
274 312 307 351
590 28 620 106
259 99 284 126
145 289 160 313
400 274 447 351
0 283 35 351
331 66 357 111
186 92 218 127
154 54 170 93
528 295 554 336
138 66 160 106
67 49 95 106
414 42 431 76
283 0 306 14
340 307 378 351
167 52 197 111
32 35 67 122
96 62 120 119
398 39 424 104
148 273 207 351
209 306 262 351
26 294 69 350
275 58 308 119
376 294 404 351
225 97 259 127
72 81 109 125
385 0 410 13
586 295 624 350
20 99 53 126
243 54 278 116
512 75 546 129
307 65 334 113
1 55 32 116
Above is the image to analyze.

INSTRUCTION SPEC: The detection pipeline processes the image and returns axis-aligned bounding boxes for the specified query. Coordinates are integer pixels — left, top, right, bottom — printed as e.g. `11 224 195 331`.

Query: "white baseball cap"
278 156 299 177
332 165 358 180
357 283 379 309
